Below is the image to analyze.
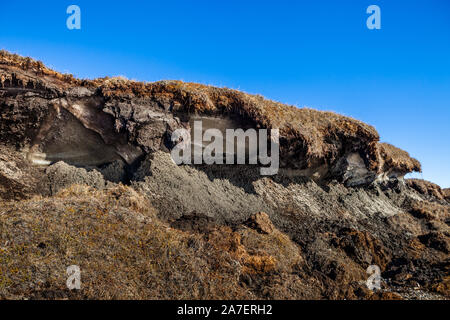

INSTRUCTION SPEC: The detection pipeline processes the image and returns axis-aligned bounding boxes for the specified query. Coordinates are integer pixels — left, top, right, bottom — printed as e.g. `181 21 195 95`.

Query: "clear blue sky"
1 0 449 187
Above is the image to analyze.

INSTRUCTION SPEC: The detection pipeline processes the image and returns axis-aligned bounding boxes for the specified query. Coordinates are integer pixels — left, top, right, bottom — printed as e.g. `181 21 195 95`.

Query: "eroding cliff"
0 50 420 187
0 50 447 300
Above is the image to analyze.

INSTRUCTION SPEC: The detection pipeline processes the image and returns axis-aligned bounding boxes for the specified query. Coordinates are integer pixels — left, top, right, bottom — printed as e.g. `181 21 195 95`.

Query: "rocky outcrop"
45 161 106 195
378 143 421 178
0 50 420 188
0 144 46 200
0 50 447 300
245 212 275 234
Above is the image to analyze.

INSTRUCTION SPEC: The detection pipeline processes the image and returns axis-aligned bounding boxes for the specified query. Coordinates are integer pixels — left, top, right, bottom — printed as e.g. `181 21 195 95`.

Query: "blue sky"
1 0 449 187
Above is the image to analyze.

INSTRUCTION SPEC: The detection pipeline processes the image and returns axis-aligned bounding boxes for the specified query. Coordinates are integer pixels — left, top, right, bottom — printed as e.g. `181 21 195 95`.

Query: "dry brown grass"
443 189 450 201
406 179 444 200
0 50 78 87
378 143 421 174
0 184 309 299
409 200 449 221
1 50 421 175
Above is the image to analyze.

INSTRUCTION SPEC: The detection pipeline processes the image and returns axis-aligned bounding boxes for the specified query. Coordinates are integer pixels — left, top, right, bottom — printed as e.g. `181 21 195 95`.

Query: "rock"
132 152 271 222
96 159 128 183
0 145 46 200
0 159 30 200
245 212 275 234
45 161 105 195
338 153 376 187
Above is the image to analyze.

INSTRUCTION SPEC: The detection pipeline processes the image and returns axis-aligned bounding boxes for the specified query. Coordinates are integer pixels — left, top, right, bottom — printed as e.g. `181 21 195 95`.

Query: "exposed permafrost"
0 50 421 186
25 97 143 169
340 153 376 187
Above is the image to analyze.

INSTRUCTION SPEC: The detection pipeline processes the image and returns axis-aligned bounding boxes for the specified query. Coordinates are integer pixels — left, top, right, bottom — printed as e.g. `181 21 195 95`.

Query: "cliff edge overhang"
0 50 421 186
